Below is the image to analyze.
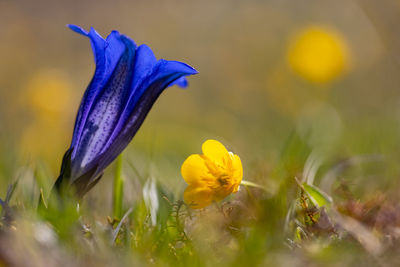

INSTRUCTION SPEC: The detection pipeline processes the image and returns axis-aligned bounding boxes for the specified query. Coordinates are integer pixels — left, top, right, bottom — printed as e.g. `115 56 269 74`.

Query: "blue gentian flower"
55 25 197 197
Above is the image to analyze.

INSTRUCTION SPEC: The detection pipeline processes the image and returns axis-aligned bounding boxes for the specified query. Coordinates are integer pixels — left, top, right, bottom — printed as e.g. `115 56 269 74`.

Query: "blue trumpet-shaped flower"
55 25 197 197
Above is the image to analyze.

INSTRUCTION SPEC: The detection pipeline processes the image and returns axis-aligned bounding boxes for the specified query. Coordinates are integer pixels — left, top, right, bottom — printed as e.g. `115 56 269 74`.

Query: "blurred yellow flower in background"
181 140 243 209
19 69 75 170
25 69 73 119
287 25 350 84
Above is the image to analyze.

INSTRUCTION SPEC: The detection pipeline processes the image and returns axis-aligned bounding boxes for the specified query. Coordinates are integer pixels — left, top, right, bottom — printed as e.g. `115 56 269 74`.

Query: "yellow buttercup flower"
181 140 243 209
287 25 350 84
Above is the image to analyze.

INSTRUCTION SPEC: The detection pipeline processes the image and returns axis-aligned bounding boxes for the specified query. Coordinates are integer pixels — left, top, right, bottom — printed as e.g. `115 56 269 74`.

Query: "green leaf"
302 183 332 207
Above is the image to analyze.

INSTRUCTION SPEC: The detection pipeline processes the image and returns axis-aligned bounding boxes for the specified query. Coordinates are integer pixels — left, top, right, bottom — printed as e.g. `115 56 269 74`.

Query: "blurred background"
1 0 400 213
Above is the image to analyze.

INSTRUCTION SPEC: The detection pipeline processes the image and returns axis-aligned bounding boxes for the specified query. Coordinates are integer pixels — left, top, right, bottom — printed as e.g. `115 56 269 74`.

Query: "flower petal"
68 25 133 163
201 139 229 165
183 185 213 209
104 31 130 74
231 154 243 192
131 44 158 87
181 154 212 185
70 34 137 178
68 25 106 66
97 44 157 155
90 60 197 180
170 77 188 88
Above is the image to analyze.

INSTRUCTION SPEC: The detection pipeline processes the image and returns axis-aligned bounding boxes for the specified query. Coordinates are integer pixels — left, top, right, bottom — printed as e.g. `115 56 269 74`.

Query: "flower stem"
113 154 124 220
240 180 267 191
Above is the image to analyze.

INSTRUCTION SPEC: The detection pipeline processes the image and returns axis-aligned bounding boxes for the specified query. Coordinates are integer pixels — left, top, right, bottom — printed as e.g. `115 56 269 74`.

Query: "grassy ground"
1 127 400 266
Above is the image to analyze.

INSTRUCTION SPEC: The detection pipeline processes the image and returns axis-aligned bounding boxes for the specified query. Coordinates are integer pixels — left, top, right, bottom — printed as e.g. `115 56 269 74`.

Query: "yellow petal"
201 139 229 165
181 154 211 185
231 154 243 189
184 185 213 209
213 187 233 202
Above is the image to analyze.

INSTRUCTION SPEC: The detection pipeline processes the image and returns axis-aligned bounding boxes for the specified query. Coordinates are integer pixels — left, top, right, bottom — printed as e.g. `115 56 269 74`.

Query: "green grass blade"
113 154 124 220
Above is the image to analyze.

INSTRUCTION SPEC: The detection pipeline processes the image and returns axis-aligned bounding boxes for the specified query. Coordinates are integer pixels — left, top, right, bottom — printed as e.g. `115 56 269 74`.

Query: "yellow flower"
25 69 73 118
287 25 350 84
181 140 243 209
19 69 75 171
